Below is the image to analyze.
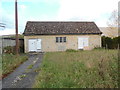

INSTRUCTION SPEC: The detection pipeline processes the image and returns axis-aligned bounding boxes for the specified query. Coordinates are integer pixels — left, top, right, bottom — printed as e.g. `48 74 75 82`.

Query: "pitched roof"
99 27 118 37
23 21 102 36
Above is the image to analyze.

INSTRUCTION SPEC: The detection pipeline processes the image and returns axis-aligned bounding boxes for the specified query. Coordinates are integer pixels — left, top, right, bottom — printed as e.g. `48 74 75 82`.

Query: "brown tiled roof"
23 21 102 35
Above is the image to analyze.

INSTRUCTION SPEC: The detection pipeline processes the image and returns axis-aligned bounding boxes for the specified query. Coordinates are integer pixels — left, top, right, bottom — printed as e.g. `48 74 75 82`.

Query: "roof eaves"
24 32 102 36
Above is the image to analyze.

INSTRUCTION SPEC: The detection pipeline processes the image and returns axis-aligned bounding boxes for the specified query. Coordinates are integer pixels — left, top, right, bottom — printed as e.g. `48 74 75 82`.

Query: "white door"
83 38 89 47
78 38 84 49
28 39 41 52
78 37 88 49
36 39 41 52
29 39 37 52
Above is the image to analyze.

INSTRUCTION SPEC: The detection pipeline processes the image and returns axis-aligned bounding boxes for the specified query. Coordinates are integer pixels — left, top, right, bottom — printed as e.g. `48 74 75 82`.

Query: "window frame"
56 37 59 43
60 37 62 43
56 37 67 43
63 37 66 42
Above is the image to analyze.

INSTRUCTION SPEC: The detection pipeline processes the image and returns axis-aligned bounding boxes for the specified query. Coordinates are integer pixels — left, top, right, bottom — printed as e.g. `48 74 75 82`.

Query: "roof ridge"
27 21 95 23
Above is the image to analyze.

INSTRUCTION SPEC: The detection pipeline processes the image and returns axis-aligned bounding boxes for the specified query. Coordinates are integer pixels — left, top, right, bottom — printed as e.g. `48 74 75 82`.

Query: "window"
63 37 66 42
60 37 62 43
56 37 59 42
56 37 66 43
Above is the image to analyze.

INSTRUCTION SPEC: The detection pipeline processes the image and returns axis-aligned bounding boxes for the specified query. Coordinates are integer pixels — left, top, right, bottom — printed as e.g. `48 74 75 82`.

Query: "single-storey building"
23 21 102 53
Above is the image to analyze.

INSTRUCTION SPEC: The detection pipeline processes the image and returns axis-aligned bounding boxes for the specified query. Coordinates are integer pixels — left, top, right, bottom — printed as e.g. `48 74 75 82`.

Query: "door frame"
28 38 42 52
78 36 89 49
36 39 42 52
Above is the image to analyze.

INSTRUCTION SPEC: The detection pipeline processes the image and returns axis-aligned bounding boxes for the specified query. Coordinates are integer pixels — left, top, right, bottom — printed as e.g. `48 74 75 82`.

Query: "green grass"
1 54 28 78
0 55 2 79
27 64 34 69
33 50 118 88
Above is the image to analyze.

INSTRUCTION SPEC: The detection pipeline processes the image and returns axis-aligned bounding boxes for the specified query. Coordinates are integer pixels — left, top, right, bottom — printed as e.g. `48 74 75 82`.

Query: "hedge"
102 36 120 49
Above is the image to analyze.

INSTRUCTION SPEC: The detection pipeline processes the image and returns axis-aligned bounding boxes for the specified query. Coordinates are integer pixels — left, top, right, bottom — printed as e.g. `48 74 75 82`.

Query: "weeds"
27 64 34 69
33 50 118 88
19 74 26 78
66 49 78 52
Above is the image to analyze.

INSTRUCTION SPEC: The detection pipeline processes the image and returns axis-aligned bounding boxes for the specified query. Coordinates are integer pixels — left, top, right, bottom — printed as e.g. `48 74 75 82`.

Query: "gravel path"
2 53 44 88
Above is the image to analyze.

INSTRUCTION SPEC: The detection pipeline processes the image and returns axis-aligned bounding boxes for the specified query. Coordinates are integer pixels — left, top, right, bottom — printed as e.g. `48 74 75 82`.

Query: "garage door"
28 39 41 52
78 37 88 49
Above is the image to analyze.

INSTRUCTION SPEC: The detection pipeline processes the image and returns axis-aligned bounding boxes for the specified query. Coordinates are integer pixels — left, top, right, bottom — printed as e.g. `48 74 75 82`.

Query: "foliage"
3 45 24 54
0 55 2 79
9 34 24 39
3 46 15 54
33 50 118 88
94 47 104 50
27 64 34 69
66 49 78 52
102 36 120 49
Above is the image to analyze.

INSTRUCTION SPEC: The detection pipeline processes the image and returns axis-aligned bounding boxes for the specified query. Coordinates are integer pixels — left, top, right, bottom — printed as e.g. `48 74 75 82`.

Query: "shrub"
66 49 78 52
102 36 120 49
3 45 24 54
94 47 104 50
3 46 15 54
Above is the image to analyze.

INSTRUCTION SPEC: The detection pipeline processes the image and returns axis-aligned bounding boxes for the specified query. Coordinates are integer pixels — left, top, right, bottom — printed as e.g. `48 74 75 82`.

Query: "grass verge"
0 55 2 79
1 53 28 78
33 50 118 88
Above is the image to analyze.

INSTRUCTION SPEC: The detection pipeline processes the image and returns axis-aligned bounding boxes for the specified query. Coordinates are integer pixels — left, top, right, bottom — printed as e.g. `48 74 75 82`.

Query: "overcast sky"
0 0 119 35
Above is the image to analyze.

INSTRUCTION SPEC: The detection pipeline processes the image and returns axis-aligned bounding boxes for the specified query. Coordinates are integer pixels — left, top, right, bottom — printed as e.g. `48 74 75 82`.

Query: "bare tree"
107 10 118 28
106 10 119 37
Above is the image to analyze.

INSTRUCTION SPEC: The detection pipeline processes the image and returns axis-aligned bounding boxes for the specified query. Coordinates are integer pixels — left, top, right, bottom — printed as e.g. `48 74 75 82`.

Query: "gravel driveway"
2 53 44 88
